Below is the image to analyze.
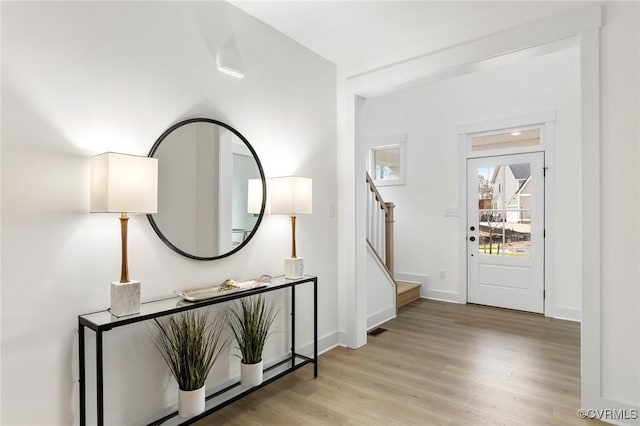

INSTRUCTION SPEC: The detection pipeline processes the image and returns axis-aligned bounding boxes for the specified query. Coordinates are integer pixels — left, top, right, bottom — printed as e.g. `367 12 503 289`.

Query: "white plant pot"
178 386 205 418
241 360 264 387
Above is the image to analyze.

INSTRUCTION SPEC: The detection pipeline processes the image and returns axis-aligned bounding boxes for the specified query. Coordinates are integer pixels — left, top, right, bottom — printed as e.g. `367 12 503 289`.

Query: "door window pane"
477 163 532 257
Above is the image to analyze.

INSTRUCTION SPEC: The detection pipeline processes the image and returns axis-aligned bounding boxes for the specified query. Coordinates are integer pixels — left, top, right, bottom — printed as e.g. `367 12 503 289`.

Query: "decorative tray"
175 276 271 302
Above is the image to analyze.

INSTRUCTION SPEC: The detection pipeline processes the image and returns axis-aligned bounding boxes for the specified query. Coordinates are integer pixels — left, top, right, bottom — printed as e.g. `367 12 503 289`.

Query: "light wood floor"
197 299 600 425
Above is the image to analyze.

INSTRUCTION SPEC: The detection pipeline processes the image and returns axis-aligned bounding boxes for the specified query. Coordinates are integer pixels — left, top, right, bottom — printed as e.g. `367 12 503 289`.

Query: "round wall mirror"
147 118 266 260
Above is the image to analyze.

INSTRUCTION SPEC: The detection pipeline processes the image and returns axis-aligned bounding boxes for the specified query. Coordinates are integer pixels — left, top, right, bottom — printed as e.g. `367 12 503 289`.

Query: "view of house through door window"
477 163 532 257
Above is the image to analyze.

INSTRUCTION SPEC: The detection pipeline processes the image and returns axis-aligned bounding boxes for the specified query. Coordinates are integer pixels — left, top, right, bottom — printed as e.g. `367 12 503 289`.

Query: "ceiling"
229 1 587 69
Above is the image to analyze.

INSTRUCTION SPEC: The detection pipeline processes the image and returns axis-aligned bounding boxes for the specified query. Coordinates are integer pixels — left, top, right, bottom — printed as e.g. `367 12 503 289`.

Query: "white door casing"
467 152 545 313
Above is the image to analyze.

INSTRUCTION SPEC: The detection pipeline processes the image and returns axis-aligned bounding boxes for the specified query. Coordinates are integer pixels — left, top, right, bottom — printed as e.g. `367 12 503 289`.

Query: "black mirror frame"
147 118 267 261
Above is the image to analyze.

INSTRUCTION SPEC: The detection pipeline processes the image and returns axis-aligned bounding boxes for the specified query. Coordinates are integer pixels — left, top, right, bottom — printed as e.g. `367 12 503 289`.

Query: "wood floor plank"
196 299 598 425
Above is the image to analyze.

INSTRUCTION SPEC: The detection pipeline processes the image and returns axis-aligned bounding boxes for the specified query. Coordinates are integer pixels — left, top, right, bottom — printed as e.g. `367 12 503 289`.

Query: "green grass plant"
227 296 278 365
150 309 229 391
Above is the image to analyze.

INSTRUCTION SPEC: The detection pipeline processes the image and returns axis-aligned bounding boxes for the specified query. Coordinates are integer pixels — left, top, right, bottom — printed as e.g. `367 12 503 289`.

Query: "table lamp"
90 152 158 317
270 176 312 279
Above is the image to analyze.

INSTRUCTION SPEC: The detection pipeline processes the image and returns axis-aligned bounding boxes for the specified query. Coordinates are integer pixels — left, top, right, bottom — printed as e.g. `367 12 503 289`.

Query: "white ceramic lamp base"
284 257 304 279
110 280 141 317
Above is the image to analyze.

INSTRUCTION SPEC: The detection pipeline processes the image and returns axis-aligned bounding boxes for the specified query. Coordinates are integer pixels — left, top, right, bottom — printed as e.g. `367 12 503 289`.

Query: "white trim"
579 27 602 414
551 306 581 322
458 110 557 135
458 134 468 304
367 307 396 331
460 112 556 159
351 96 369 349
395 271 425 283
543 121 556 320
345 5 600 95
366 133 407 146
296 331 343 358
421 291 461 304
365 242 398 314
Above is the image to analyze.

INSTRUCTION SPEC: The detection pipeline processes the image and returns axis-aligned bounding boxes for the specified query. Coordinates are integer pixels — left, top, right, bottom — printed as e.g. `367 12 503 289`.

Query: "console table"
78 275 318 426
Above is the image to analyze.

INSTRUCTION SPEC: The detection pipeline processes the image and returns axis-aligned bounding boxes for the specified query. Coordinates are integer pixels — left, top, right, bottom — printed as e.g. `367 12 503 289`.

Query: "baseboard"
581 396 640 426
295 331 342 357
550 305 581 322
318 331 342 355
421 290 461 304
367 306 396 331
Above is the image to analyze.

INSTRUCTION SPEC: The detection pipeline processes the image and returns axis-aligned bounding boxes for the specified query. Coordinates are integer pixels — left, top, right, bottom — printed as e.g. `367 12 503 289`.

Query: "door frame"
457 111 556 317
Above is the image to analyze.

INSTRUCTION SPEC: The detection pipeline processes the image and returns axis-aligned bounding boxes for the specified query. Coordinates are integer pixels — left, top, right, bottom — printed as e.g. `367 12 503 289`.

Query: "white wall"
599 1 640 409
366 247 396 330
361 47 581 316
1 2 337 425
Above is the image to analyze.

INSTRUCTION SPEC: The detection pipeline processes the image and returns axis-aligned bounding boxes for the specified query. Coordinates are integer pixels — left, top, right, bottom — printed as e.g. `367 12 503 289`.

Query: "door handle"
469 236 476 242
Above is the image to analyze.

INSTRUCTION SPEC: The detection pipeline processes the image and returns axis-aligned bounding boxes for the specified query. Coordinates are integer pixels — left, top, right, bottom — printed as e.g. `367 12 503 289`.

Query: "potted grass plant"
227 295 278 387
150 309 229 418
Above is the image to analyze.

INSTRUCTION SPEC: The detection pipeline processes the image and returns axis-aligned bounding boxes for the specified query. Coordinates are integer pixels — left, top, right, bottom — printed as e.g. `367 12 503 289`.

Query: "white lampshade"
270 176 312 215
90 152 158 214
247 179 263 214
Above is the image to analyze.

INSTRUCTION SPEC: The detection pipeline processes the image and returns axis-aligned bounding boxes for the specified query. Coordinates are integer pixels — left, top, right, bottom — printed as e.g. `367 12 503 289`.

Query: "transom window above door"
458 111 555 159
472 128 541 152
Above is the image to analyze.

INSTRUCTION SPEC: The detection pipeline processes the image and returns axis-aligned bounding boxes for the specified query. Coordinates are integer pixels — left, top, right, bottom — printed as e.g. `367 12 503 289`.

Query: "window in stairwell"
368 133 407 187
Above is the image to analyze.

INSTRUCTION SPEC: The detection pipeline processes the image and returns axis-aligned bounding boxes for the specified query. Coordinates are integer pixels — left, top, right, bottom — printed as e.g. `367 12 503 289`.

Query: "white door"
467 152 544 313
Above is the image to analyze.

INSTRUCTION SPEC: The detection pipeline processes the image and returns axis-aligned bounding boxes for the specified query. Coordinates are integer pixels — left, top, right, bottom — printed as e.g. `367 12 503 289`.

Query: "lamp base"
284 258 304 280
110 280 141 317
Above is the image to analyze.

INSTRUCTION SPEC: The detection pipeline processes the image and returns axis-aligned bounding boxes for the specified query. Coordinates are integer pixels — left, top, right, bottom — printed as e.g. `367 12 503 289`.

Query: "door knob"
469 236 476 242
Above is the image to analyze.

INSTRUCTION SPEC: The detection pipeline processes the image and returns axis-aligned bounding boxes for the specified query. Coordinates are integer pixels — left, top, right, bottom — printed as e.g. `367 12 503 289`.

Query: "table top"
79 275 316 331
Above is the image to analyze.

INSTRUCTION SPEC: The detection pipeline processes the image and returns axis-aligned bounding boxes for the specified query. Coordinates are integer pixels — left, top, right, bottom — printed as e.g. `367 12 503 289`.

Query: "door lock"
470 226 475 231
469 236 476 242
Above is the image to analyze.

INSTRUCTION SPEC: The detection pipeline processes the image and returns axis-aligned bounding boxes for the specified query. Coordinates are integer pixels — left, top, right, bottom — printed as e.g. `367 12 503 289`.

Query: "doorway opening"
342 4 600 412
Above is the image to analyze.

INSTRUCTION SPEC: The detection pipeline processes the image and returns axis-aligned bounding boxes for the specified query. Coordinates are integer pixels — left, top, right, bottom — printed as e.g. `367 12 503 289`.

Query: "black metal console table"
78 275 318 426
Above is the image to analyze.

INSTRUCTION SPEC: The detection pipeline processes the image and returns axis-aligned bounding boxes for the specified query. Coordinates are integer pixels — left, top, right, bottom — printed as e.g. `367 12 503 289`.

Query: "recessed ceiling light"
510 131 522 136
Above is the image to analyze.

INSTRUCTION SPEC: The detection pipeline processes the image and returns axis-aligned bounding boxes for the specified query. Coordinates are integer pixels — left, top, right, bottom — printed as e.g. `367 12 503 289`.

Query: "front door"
467 152 544 313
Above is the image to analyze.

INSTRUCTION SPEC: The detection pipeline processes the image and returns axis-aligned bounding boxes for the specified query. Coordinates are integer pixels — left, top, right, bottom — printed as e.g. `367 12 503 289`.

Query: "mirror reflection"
148 119 265 260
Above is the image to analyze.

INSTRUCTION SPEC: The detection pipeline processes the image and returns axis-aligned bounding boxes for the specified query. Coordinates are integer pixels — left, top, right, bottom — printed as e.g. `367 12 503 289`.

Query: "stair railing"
365 172 395 277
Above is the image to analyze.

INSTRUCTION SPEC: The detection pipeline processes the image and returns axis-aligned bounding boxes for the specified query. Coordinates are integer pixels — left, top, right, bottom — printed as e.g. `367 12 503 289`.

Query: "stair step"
396 281 421 308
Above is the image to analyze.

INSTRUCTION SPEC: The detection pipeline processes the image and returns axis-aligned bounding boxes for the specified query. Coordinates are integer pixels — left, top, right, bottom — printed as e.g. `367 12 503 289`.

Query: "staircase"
396 280 421 308
366 172 421 309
